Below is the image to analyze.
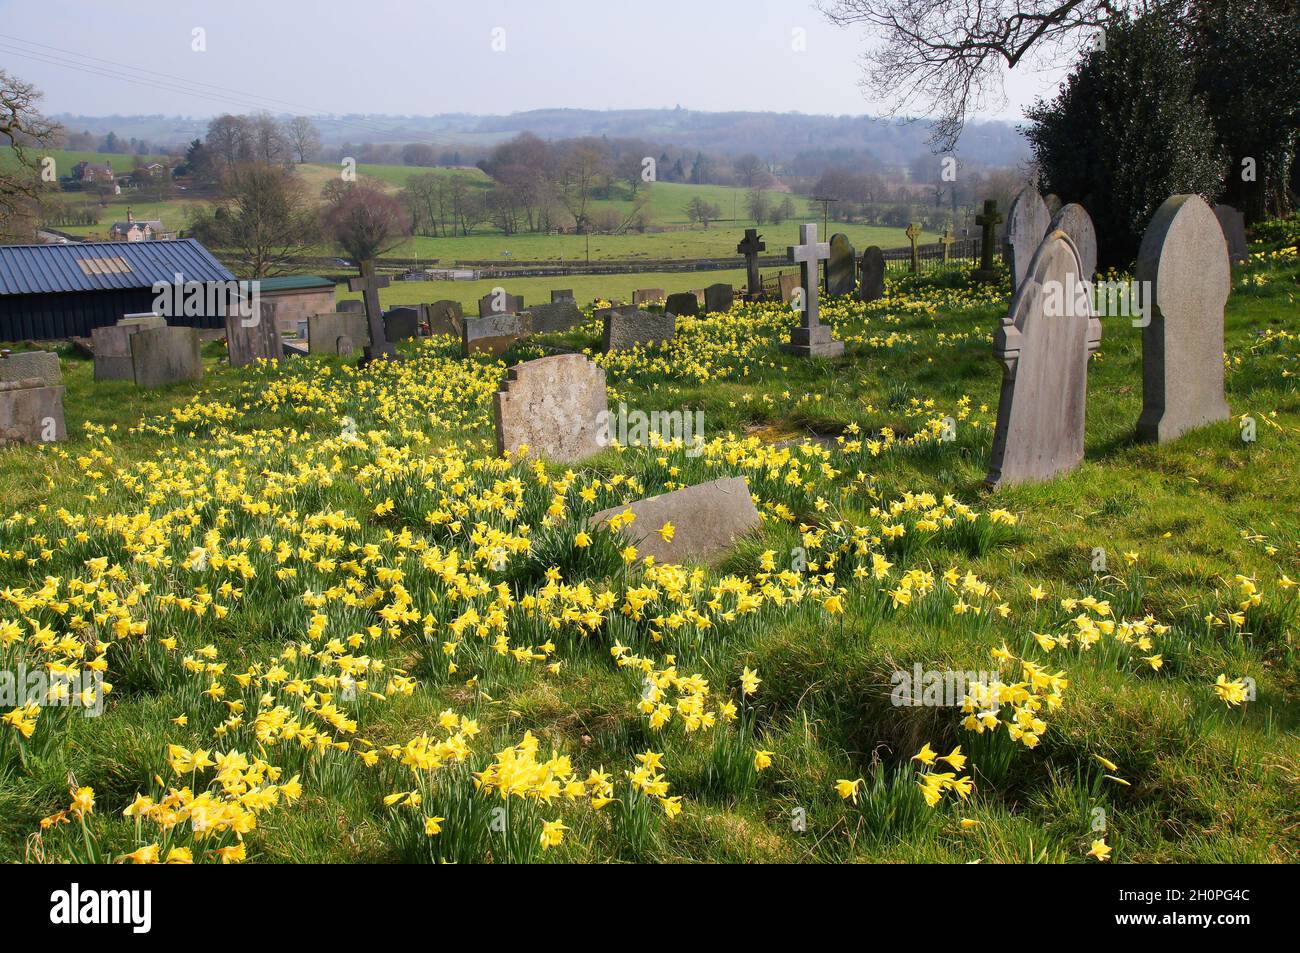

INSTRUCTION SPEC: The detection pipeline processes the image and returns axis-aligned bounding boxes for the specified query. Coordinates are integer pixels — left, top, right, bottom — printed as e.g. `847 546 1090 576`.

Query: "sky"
0 0 1072 123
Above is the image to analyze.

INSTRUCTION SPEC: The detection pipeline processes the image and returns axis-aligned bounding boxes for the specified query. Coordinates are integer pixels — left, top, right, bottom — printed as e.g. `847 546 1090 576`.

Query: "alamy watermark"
891 664 1000 707
596 401 705 457
0 665 105 716
1041 275 1153 327
151 274 261 326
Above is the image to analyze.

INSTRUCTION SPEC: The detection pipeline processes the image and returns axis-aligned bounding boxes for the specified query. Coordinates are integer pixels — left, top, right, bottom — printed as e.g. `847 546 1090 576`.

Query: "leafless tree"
321 183 411 261
1 69 61 243
287 116 321 164
190 164 318 278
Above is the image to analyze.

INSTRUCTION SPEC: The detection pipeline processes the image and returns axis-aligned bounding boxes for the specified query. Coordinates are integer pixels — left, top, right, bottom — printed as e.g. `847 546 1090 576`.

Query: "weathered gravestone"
463 312 532 357
973 199 1004 283
337 300 364 313
905 223 922 273
737 228 766 298
0 377 65 446
632 288 665 307
1135 194 1231 444
1048 204 1098 283
528 300 583 334
778 273 800 304
131 326 204 388
226 300 282 368
426 300 464 338
589 476 761 565
826 233 856 295
603 309 676 352
1005 186 1053 293
986 230 1102 487
1044 193 1063 216
493 353 608 463
1213 204 1248 264
350 261 398 363
859 246 885 302
0 350 61 388
781 223 843 358
383 306 421 342
703 283 734 314
479 290 524 317
551 289 575 303
308 312 369 356
92 315 166 381
664 292 699 317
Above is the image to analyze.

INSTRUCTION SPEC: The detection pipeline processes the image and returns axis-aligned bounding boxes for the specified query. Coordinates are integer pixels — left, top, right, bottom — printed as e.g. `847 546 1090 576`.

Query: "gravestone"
92 315 167 381
130 326 204 388
859 247 885 302
1044 193 1063 215
383 306 421 342
493 353 608 463
1005 186 1052 293
905 223 922 273
737 228 766 298
973 200 1004 282
226 300 282 368
780 223 842 358
1049 204 1097 282
338 300 364 313
528 300 583 334
603 309 675 352
826 233 856 295
939 225 957 264
632 288 665 306
1213 204 1248 264
336 336 355 357
986 229 1101 487
0 350 61 388
1136 194 1231 443
778 273 800 304
703 283 734 314
308 312 369 356
0 377 65 446
463 312 532 357
426 300 464 337
551 289 575 303
664 292 699 317
479 291 524 317
349 260 397 362
589 476 761 565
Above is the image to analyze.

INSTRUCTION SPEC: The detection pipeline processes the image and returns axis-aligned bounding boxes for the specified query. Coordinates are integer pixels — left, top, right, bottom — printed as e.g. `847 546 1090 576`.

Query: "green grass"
2 243 1294 865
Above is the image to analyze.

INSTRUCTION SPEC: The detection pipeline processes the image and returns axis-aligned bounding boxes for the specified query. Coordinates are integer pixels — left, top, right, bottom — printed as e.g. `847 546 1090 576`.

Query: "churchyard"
2 196 1297 864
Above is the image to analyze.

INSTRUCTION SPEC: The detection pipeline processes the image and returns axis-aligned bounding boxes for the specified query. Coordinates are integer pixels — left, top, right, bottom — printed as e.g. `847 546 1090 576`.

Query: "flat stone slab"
589 476 761 565
664 292 699 317
463 312 532 357
131 326 203 388
308 312 369 356
92 324 150 380
602 308 675 352
0 381 66 446
0 351 61 387
493 353 608 462
1136 194 1231 443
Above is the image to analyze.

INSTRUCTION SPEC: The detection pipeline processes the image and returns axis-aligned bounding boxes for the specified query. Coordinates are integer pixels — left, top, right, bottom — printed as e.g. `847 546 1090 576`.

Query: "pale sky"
1 0 1071 124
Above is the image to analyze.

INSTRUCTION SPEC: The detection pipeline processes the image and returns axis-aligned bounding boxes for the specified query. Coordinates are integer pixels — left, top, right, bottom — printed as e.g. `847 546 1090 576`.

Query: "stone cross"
940 224 957 264
974 200 1003 279
348 259 396 361
780 223 842 358
737 228 766 298
905 223 922 272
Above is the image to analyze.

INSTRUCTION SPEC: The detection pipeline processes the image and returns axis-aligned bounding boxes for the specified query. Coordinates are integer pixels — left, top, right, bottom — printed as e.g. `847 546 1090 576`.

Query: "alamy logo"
596 401 705 457
0 665 105 716
890 664 1000 707
1041 275 1152 327
50 883 151 933
151 274 261 326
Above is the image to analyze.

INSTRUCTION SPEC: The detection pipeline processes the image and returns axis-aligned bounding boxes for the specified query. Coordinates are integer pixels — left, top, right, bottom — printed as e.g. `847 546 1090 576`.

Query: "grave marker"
589 476 761 565
826 233 856 294
703 283 734 314
664 292 699 317
493 353 608 463
905 223 922 273
737 228 766 298
308 312 369 356
426 300 464 337
348 260 396 361
603 309 676 352
859 247 885 302
780 223 842 358
1005 186 1052 292
130 326 204 388
463 312 532 357
632 288 665 307
973 200 1003 282
383 306 421 342
1213 204 1248 264
226 300 282 368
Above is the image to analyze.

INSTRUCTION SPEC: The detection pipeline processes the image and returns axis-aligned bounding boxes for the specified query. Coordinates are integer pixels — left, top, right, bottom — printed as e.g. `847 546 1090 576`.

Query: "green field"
1 237 1296 864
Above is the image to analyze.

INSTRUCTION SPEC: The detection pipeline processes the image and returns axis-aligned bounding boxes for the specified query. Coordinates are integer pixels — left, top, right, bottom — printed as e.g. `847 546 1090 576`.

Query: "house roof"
0 239 235 296
251 275 336 293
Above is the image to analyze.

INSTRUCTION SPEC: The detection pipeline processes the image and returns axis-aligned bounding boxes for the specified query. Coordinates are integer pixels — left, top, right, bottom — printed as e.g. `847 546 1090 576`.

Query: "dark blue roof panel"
0 239 235 296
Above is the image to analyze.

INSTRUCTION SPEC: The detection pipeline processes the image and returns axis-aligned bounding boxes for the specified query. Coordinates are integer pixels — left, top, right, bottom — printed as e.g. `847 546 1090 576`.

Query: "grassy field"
2 243 1294 865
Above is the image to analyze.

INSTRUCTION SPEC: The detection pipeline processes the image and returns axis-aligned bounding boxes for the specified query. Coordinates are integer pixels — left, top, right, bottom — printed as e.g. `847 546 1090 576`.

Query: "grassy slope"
1 249 1295 864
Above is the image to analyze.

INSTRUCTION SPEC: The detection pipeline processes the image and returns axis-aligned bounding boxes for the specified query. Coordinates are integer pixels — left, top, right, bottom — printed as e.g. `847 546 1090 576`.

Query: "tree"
321 183 411 262
189 164 318 279
771 196 797 225
206 115 253 175
0 69 60 244
746 188 772 225
735 153 768 188
685 197 721 228
1023 11 1224 267
250 113 292 167
287 116 321 164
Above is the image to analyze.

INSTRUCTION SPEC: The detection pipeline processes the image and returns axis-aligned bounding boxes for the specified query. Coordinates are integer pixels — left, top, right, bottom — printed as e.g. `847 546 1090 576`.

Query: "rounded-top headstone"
1005 186 1053 292
1049 203 1098 282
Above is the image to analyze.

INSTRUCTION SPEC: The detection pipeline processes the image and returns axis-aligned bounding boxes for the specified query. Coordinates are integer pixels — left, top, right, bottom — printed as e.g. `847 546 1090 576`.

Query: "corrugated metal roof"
0 239 235 296
251 275 336 292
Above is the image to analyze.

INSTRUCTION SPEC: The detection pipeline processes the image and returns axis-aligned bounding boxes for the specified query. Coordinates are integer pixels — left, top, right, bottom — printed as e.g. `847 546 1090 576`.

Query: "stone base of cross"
779 323 844 358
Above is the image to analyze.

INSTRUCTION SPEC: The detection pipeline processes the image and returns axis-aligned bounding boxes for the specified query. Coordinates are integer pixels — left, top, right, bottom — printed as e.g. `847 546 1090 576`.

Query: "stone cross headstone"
737 228 766 298
589 476 761 565
974 200 1004 281
986 230 1102 487
1005 187 1052 293
905 223 922 273
463 312 533 357
1135 194 1231 443
603 309 676 352
426 300 464 337
308 312 369 356
1213 204 1248 264
479 290 524 317
493 353 608 463
130 326 204 388
664 291 699 317
347 260 396 361
780 223 842 358
383 306 421 342
859 247 885 302
826 233 856 294
632 288 665 307
1049 204 1097 283
939 225 957 264
703 283 734 314
226 300 282 368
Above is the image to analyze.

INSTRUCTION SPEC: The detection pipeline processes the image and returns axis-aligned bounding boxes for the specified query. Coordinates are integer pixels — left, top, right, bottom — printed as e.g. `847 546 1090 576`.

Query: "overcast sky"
1 0 1070 122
